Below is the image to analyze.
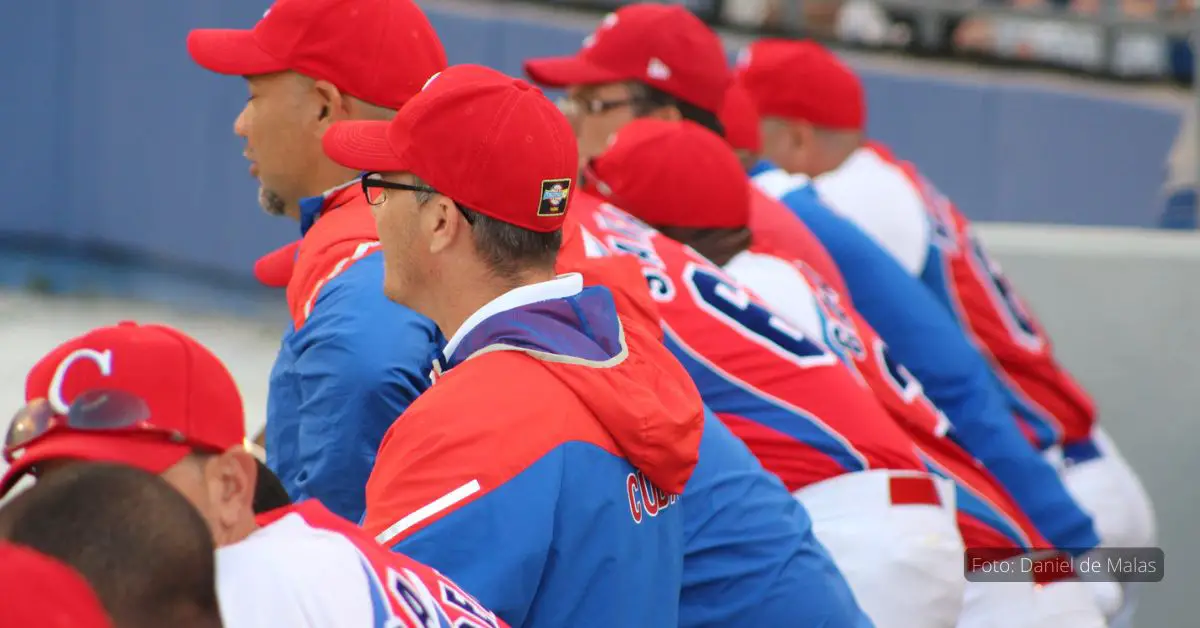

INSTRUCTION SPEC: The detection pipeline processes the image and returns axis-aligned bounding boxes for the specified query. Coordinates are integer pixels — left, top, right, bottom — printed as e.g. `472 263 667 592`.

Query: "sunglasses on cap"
4 390 195 462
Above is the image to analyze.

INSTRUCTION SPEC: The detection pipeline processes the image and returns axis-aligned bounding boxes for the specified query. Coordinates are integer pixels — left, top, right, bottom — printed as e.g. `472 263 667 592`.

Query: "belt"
1062 437 1103 466
1030 553 1077 585
888 475 942 507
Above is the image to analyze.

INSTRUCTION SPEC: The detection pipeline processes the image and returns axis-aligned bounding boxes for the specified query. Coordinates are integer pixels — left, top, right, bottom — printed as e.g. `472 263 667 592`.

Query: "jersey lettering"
803 265 953 439
595 203 656 243
625 470 679 524
609 238 660 266
812 282 866 362
643 267 675 303
387 567 443 628
914 171 959 254
683 264 835 370
439 581 498 628
876 338 920 404
965 230 1043 351
49 348 114 414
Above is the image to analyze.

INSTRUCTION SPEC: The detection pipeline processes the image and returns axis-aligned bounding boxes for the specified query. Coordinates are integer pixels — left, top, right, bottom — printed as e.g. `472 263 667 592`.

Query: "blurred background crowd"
545 0 1196 81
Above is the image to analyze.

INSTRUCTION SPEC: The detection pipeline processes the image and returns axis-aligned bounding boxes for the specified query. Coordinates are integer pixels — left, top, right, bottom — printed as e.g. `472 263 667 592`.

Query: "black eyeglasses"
361 172 436 206
360 173 475 225
557 96 645 117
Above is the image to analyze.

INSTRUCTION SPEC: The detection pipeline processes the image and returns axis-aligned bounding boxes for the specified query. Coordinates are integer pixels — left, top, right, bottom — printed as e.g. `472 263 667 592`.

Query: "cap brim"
524 56 629 88
1 432 192 498
187 29 289 76
254 241 300 288
322 121 405 172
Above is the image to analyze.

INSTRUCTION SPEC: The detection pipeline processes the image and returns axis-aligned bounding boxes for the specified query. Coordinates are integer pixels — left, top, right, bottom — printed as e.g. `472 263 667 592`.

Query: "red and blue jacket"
256 182 441 523
751 161 1100 555
556 245 874 628
361 273 703 628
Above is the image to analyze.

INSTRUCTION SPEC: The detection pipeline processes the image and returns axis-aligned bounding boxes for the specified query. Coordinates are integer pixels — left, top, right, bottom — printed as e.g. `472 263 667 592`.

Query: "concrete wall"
975 223 1199 627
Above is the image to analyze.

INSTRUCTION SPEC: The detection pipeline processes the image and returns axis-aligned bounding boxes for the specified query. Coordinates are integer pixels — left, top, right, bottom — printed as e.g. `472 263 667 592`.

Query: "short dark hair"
413 178 562 278
629 82 725 137
460 207 562 279
253 459 292 514
0 463 221 628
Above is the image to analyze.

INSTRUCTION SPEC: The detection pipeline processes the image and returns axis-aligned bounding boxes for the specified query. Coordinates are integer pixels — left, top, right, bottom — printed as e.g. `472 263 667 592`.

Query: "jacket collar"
299 178 361 235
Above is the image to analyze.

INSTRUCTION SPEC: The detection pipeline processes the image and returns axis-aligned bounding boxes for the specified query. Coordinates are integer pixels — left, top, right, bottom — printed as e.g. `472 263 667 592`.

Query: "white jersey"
216 500 503 628
811 146 933 277
723 249 826 339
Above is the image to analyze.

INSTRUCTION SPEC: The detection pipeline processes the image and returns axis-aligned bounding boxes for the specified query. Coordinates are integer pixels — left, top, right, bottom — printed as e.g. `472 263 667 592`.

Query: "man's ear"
789 120 815 152
425 196 462 255
214 450 258 512
311 79 347 129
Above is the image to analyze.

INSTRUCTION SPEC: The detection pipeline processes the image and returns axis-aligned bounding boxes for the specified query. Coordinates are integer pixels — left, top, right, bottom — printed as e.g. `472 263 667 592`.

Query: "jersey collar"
442 273 584 363
254 178 362 288
299 178 361 235
748 159 779 178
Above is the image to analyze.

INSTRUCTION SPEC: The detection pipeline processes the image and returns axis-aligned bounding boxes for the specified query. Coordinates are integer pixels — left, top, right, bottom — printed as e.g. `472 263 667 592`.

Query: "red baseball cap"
736 39 865 130
585 118 749 229
323 64 578 233
1 322 247 497
523 4 732 114
187 0 447 110
0 543 113 628
720 82 762 154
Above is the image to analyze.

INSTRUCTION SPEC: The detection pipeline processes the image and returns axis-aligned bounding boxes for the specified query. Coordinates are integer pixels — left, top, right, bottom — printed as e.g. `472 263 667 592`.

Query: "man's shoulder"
420 353 590 423
287 200 396 326
394 354 615 461
217 515 374 627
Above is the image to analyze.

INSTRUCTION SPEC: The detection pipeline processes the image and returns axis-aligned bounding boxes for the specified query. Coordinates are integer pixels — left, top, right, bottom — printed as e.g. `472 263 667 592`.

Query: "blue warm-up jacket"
258 182 441 523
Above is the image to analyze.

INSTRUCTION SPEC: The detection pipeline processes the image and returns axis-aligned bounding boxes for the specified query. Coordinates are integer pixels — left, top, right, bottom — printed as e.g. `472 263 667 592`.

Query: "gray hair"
412 177 561 278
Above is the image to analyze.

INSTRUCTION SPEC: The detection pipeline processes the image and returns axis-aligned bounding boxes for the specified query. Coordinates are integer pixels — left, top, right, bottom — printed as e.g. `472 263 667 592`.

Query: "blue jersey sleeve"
775 182 1100 554
280 256 441 522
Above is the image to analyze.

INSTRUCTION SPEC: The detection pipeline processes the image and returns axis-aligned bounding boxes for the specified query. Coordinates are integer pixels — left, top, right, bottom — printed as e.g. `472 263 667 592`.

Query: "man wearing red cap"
185 0 447 524
524 3 837 285
743 38 1155 626
578 116 972 627
0 321 504 628
321 63 703 628
527 8 884 626
741 37 1149 624
0 543 113 628
585 117 1115 628
733 35 1111 577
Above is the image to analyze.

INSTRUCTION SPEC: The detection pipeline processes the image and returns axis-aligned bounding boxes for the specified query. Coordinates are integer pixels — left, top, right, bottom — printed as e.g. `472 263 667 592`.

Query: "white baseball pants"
1046 426 1156 627
794 469 965 628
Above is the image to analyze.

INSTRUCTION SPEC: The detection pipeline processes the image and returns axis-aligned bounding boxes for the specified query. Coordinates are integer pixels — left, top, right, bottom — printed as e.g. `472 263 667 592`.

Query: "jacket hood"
443 286 703 493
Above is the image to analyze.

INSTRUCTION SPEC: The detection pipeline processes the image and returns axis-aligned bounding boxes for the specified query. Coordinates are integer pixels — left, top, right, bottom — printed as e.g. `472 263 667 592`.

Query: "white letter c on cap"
48 348 113 415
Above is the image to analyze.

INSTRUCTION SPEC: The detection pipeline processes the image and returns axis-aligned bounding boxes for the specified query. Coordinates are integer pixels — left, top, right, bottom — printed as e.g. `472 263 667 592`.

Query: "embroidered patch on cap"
537 178 572 217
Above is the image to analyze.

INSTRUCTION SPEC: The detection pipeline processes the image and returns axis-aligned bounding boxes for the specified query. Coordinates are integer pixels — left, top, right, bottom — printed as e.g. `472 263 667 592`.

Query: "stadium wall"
1 0 1194 622
0 0 1187 285
975 224 1199 626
